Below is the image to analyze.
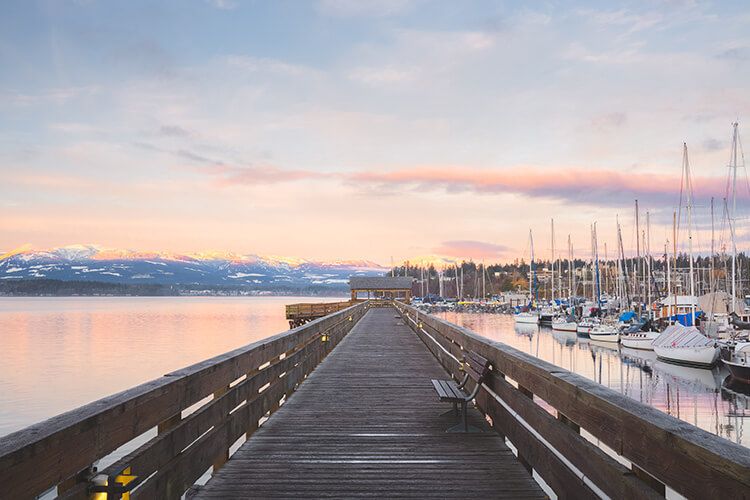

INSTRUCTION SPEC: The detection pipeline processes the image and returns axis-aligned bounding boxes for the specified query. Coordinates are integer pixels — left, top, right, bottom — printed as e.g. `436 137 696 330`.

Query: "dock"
197 308 543 498
1 300 748 499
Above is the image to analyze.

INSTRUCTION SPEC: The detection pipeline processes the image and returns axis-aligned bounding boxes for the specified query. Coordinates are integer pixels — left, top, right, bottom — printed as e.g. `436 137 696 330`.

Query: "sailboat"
552 314 578 332
553 234 578 332
653 323 720 367
653 144 719 367
719 123 750 382
515 229 539 325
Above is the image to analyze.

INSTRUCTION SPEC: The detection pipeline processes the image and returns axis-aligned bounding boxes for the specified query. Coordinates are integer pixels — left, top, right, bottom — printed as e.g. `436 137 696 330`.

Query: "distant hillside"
0 245 386 295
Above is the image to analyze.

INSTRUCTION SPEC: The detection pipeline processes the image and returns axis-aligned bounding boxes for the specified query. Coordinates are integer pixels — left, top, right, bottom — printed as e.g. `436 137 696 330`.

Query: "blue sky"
1 0 749 263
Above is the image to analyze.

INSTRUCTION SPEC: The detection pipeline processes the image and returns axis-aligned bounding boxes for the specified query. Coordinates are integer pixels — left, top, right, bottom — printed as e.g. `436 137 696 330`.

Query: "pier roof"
349 276 413 290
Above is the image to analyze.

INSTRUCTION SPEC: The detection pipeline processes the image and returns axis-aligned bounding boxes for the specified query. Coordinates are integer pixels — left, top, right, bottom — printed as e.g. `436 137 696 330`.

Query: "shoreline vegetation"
0 279 350 297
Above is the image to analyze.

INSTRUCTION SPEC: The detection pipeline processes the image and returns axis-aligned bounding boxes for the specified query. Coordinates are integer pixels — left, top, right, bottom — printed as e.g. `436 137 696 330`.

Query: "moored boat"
551 314 577 332
652 323 719 368
589 322 620 343
576 316 599 336
620 330 659 350
724 341 750 384
514 311 539 324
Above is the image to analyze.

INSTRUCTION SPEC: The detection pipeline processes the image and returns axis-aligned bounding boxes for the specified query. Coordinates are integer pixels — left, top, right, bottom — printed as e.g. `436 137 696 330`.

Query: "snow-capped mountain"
0 245 386 289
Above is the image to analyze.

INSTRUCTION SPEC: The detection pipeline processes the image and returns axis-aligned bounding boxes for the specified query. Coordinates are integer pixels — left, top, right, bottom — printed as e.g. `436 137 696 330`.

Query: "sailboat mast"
604 242 609 297
730 122 740 309
711 197 715 300
646 212 652 318
672 211 678 321
635 199 641 315
593 222 601 308
551 219 555 304
683 143 696 325
529 230 536 304
568 234 573 301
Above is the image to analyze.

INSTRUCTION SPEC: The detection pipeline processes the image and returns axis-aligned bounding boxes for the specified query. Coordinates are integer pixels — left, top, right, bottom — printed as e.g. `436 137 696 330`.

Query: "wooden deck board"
195 308 546 498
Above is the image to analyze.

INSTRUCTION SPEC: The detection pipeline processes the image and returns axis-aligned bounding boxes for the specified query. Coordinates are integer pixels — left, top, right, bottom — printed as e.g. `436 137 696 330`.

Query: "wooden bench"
431 350 491 432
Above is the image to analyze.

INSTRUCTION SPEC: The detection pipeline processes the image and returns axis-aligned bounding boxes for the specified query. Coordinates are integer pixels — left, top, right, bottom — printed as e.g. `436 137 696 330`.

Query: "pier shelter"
349 275 413 302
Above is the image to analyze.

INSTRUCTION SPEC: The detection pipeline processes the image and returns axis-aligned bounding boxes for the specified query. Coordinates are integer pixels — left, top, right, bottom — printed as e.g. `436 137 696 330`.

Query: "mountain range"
0 245 387 292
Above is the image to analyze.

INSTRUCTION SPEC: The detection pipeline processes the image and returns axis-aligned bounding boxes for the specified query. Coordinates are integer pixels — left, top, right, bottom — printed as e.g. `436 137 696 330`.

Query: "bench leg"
445 401 483 433
439 402 459 418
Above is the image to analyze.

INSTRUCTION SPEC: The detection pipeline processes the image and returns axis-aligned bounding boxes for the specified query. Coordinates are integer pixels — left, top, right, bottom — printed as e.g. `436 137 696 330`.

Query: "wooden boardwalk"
195 307 545 498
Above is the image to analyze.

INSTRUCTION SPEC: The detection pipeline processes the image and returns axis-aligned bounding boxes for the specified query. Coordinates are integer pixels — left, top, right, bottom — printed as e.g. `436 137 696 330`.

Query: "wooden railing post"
516 384 534 474
213 385 231 471
158 413 182 435
632 464 666 496
557 412 580 433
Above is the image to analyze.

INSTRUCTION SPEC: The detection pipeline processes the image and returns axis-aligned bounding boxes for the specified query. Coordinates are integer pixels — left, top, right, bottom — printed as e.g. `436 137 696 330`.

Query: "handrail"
0 301 369 499
285 300 352 319
395 302 750 500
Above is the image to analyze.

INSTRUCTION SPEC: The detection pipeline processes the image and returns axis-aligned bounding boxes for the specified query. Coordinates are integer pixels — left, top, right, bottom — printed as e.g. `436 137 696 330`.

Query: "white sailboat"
515 229 539 325
621 330 659 350
589 322 620 343
653 323 719 367
552 315 578 332
653 144 719 367
576 316 599 335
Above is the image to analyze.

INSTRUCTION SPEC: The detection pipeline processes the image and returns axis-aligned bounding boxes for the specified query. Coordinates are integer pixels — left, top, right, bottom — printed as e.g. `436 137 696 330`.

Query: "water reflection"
438 311 749 448
0 296 339 437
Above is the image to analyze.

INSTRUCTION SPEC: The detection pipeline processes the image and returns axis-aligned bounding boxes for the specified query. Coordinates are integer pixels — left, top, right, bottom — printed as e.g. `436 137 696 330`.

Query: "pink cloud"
434 240 510 259
348 166 730 205
196 164 328 186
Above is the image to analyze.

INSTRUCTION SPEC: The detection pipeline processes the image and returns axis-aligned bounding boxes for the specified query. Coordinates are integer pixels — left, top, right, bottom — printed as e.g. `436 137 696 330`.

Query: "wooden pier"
196 307 543 498
0 301 748 499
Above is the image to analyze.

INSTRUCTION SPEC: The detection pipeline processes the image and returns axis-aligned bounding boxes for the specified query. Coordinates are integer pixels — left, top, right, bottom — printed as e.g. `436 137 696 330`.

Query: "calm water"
0 300 747 450
438 312 749 448
0 296 337 437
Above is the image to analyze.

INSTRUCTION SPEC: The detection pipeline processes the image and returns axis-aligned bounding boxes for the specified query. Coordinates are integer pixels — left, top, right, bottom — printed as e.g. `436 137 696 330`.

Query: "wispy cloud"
201 164 327 186
316 0 418 18
159 125 191 137
205 0 237 10
1 86 99 106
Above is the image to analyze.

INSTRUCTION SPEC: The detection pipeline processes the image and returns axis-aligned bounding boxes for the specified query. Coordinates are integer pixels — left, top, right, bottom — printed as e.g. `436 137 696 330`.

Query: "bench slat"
467 350 490 369
431 379 449 399
465 363 484 383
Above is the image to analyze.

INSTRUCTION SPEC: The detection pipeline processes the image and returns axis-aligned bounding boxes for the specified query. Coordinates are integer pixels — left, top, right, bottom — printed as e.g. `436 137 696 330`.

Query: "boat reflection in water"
439 311 749 448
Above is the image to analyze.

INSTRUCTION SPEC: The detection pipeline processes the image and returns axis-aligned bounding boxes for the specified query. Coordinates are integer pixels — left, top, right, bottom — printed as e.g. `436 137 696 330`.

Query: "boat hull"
552 321 577 332
725 360 750 384
589 332 619 343
539 313 554 326
653 345 719 368
514 313 539 324
621 332 659 350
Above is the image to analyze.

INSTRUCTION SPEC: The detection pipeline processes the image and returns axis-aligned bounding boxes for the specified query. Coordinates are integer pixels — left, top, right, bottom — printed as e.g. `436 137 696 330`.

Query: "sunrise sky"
2 0 750 264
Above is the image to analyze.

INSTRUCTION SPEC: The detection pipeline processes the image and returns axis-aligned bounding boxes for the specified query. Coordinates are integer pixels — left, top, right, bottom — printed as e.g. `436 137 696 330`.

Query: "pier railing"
285 300 353 327
395 302 750 500
0 302 368 499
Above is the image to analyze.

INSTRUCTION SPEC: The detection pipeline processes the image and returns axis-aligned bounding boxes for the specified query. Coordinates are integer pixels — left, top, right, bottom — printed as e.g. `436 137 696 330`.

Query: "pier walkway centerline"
194 307 545 498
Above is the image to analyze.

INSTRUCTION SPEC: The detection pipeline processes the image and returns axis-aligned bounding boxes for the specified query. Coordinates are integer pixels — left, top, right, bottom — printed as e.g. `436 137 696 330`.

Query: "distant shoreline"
0 279 349 298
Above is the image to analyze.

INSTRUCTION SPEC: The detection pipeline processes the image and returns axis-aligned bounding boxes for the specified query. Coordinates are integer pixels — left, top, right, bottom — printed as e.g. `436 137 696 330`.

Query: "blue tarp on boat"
672 311 704 327
619 311 637 322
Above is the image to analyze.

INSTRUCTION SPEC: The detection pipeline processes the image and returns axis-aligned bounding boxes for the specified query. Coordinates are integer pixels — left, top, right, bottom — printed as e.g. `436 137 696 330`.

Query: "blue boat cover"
619 311 637 322
672 311 704 327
